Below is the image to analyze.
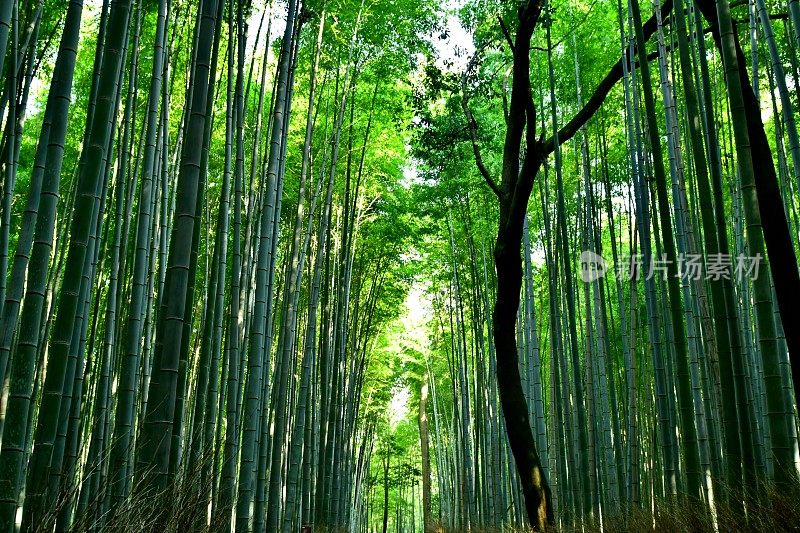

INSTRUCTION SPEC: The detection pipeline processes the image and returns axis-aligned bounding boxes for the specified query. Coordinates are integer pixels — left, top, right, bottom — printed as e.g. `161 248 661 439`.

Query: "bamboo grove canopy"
0 0 799 531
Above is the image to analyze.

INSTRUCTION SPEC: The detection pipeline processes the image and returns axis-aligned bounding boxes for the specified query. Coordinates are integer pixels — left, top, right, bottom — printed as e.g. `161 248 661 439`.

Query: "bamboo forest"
4 0 800 531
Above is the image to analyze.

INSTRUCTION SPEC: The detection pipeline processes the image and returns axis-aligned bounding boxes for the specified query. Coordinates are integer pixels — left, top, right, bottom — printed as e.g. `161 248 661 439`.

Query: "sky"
431 0 474 73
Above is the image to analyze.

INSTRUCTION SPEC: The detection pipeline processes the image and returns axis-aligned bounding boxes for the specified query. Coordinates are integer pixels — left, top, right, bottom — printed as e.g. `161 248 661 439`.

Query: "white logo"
580 250 607 283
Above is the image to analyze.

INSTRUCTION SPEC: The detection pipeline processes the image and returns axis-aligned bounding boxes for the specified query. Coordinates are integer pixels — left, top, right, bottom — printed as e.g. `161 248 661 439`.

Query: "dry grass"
41 449 223 532
432 481 800 532
50 469 800 532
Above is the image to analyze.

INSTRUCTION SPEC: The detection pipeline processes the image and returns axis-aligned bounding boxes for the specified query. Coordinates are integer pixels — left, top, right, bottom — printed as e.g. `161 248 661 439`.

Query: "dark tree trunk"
493 201 552 529
462 2 674 528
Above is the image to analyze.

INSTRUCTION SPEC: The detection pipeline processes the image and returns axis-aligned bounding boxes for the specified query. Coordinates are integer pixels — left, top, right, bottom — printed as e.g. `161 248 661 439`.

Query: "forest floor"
427 483 800 532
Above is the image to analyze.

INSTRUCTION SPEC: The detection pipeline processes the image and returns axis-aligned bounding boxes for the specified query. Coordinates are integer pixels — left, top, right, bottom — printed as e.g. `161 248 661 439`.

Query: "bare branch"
461 48 502 196
541 0 673 154
498 15 515 53
461 83 501 197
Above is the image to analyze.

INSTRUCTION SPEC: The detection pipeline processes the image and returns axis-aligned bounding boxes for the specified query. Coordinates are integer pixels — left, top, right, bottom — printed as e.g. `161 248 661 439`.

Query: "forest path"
380 280 434 422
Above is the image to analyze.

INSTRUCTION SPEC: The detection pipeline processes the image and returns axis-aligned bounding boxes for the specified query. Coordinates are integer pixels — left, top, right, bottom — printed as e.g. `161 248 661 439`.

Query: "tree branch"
500 0 543 196
498 15 515 53
461 72 501 196
541 0 673 155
